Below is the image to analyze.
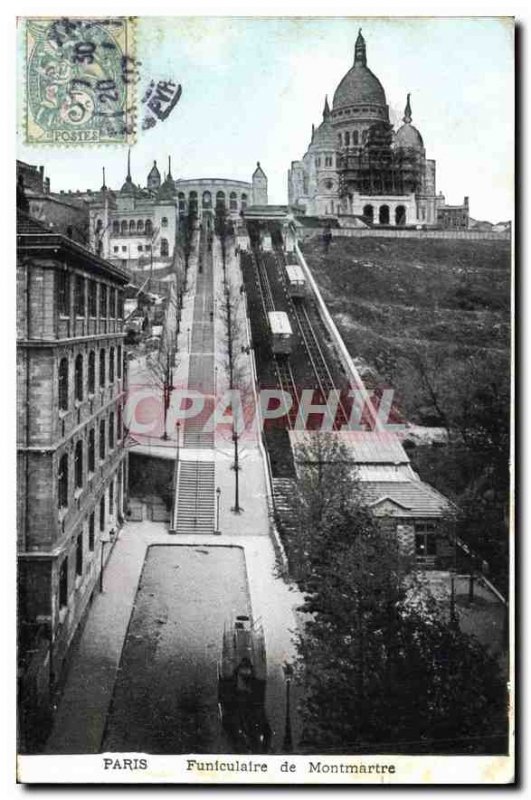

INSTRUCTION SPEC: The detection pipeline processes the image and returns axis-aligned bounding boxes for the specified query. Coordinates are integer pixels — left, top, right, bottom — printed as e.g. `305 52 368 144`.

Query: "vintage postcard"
15 12 514 785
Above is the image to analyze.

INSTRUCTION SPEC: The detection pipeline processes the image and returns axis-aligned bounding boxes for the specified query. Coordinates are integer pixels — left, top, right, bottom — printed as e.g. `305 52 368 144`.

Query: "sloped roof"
361 481 451 517
290 431 410 465
17 212 52 234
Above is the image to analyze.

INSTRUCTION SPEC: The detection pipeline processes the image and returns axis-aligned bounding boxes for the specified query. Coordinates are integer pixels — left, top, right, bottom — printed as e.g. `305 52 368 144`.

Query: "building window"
216 191 225 209
117 403 123 441
202 191 212 209
88 351 95 394
337 133 342 146
344 132 350 146
58 453 68 508
99 419 106 460
75 440 83 489
362 204 374 223
57 272 70 316
160 238 169 257
118 293 124 319
145 244 151 251
121 246 127 253
415 521 437 559
109 479 114 516
161 216 168 228
120 220 127 235
325 156 333 167
75 275 85 317
113 246 119 253
99 349 106 387
395 205 407 226
315 157 321 167
76 532 83 576
58 357 69 411
137 219 144 233
109 411 115 450
109 347 115 383
129 220 136 233
110 287 116 318
379 205 390 225
99 495 105 532
112 221 120 234
89 513 95 551
241 193 248 210
117 345 122 379
100 284 107 318
145 219 153 236
353 130 359 145
75 353 83 402
88 282 97 317
138 245 143 252
59 558 68 608
229 192 237 211
88 428 95 473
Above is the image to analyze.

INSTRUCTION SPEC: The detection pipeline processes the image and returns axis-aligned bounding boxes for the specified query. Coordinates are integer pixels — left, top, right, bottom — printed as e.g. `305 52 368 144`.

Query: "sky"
17 16 514 222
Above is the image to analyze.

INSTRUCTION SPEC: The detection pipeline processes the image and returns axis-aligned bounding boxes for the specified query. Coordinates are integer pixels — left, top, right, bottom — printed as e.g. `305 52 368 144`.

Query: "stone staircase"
182 396 215 449
174 461 215 534
271 477 299 540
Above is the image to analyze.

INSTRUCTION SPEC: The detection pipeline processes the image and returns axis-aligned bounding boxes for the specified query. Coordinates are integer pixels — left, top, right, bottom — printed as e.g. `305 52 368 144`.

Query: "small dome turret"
395 94 424 150
147 160 161 190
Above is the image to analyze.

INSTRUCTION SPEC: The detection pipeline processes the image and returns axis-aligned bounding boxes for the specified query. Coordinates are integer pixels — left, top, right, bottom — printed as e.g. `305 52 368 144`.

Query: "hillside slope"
302 235 511 592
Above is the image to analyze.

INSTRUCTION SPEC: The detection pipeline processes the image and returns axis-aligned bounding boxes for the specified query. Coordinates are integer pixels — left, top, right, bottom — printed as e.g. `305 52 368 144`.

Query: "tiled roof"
290 430 410 465
361 480 451 517
16 212 52 234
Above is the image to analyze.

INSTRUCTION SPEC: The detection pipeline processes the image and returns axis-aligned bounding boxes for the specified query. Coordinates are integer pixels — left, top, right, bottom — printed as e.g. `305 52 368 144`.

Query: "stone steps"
174 461 215 534
272 477 299 536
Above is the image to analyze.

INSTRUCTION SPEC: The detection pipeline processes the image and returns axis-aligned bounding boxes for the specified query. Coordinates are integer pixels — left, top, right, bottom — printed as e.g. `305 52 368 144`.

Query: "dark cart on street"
217 614 271 753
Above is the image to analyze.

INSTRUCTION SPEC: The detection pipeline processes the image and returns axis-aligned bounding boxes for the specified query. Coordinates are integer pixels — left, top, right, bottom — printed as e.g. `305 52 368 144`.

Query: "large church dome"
332 30 387 110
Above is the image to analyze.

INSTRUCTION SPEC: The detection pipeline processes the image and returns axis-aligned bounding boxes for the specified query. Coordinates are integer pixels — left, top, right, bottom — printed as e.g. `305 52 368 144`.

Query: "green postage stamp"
24 17 137 145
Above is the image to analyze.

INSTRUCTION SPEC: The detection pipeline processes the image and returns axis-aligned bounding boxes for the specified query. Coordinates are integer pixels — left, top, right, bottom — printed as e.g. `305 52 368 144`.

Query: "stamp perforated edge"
20 16 138 148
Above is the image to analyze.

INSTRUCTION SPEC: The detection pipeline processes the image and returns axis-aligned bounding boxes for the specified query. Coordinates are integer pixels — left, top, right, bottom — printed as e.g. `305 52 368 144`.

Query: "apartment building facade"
17 213 130 751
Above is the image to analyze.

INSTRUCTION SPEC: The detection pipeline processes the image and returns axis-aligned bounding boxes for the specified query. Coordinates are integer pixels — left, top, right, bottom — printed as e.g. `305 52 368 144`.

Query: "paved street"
44 520 303 755
102 545 250 753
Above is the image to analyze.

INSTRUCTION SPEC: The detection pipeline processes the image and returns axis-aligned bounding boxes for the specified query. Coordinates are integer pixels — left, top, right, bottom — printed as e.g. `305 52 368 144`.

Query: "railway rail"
271 246 351 431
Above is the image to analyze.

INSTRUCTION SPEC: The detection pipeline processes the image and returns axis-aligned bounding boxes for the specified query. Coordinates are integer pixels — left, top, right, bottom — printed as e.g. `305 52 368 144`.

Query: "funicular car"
217 614 271 752
268 311 293 355
285 264 307 299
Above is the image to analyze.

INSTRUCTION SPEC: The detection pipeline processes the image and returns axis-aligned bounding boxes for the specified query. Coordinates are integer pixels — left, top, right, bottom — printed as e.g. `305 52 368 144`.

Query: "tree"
290 433 508 755
215 201 230 276
399 347 510 592
145 328 179 440
218 279 249 513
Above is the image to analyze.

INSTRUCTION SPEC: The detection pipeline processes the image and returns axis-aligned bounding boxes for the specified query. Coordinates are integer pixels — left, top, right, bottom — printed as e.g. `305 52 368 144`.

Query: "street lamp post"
231 428 242 514
162 351 172 440
282 662 294 753
215 486 221 535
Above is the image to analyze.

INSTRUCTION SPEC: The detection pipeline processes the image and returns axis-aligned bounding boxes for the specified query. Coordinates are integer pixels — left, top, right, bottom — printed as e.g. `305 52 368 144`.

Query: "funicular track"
251 248 299 428
271 246 350 431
